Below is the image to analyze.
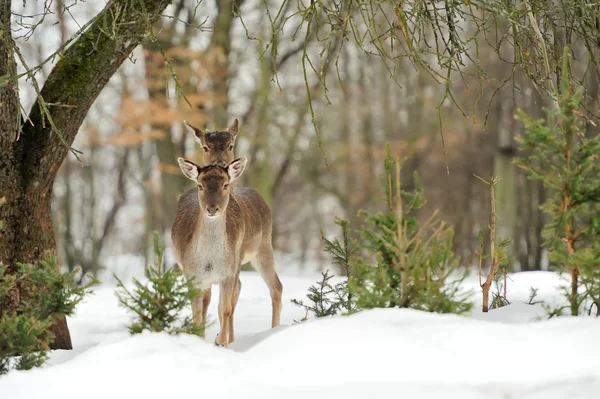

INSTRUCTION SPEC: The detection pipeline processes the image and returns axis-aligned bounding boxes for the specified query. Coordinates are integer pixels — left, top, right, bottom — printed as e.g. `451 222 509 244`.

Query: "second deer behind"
184 118 239 167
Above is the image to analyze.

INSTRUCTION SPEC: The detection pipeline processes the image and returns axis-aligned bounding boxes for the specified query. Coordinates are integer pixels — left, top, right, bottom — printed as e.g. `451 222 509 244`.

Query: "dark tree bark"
210 0 245 127
0 0 172 350
141 2 202 247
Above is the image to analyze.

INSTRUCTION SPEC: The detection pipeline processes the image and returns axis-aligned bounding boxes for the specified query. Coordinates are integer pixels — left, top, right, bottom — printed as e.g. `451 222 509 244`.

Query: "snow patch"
2 271 600 399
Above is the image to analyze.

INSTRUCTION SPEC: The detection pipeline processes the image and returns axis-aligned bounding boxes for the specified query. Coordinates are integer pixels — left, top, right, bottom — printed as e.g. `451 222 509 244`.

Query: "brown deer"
184 118 239 167
171 156 282 347
181 117 240 323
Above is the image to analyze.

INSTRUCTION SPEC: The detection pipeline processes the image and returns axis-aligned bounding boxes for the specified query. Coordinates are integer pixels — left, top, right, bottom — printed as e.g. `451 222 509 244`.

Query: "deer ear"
227 157 247 181
227 118 239 138
178 157 199 181
184 120 205 144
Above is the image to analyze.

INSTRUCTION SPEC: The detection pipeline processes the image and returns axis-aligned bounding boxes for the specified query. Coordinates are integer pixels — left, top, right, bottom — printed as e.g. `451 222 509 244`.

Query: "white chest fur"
186 216 232 289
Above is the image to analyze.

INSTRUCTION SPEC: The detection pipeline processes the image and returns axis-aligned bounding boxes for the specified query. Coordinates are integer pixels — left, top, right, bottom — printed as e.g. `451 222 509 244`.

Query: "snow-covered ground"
2 265 600 398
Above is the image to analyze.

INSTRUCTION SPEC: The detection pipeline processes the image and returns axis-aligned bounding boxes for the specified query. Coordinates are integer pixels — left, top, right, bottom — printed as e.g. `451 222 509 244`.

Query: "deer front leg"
228 274 241 344
191 295 204 338
201 286 211 326
215 277 236 347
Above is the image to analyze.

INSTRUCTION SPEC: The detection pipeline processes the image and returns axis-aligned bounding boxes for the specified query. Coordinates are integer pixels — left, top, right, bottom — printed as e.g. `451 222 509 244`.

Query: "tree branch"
18 0 173 195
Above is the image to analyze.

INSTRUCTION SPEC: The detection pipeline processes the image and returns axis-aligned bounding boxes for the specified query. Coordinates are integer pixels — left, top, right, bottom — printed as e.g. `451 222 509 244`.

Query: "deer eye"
202 146 209 152
223 184 229 190
229 145 233 151
197 184 204 191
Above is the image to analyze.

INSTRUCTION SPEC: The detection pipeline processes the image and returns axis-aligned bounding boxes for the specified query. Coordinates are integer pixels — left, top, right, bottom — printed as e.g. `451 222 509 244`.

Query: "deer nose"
207 207 219 216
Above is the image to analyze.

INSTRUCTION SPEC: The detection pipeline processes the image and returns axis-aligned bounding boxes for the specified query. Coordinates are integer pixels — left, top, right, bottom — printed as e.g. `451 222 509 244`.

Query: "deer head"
178 157 247 217
184 118 239 167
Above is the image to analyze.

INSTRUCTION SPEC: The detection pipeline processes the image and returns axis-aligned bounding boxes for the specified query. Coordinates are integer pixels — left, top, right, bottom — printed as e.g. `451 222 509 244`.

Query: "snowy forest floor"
1 258 600 398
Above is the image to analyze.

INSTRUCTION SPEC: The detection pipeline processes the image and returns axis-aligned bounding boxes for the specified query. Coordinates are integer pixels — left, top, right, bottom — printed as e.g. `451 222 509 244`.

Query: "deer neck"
196 192 237 242
192 212 227 270
198 209 227 233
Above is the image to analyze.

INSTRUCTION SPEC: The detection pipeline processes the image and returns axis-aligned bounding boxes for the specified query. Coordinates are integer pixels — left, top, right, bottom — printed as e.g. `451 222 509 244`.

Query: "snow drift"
1 271 599 399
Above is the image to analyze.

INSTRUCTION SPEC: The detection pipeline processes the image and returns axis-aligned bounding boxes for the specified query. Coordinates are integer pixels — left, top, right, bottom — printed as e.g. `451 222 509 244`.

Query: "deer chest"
184 222 234 289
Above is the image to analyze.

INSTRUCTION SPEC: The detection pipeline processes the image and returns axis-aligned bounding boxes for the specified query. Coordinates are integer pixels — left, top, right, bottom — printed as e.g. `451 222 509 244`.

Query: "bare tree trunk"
516 79 545 271
585 58 599 139
60 157 77 271
516 173 529 271
89 148 130 276
0 0 172 350
533 180 545 269
211 0 246 126
139 144 156 269
493 92 518 271
142 4 196 245
461 128 477 265
249 55 273 206
54 0 76 273
481 178 499 313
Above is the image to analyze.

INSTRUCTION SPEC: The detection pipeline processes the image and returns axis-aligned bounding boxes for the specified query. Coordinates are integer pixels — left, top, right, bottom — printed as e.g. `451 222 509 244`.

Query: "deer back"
227 187 272 263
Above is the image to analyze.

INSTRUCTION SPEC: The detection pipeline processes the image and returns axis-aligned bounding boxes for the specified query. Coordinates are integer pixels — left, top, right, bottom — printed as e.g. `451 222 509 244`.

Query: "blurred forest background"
13 0 600 277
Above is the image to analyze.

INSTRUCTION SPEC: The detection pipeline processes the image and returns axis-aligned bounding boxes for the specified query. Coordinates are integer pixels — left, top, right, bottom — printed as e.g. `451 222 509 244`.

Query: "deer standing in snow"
181 118 240 330
171 156 282 347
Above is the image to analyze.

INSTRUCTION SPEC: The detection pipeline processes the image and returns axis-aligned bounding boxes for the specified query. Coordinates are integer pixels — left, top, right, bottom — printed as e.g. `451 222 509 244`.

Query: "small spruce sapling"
291 270 347 321
575 242 600 316
319 217 358 314
293 144 474 318
115 232 207 335
527 287 543 306
0 254 95 374
490 274 510 310
291 218 359 321
350 144 472 314
515 47 600 316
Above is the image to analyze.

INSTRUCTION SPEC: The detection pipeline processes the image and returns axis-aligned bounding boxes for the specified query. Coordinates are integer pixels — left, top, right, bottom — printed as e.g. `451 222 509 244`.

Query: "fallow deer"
184 118 239 167
171 157 282 347
181 118 240 325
